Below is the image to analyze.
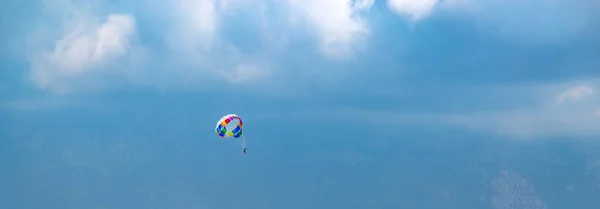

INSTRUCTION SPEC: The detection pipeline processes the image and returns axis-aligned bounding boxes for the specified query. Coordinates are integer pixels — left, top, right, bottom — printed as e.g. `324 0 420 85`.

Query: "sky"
1 0 600 209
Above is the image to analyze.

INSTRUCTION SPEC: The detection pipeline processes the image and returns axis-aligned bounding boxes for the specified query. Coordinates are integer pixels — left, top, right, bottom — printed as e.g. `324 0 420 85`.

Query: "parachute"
215 114 247 154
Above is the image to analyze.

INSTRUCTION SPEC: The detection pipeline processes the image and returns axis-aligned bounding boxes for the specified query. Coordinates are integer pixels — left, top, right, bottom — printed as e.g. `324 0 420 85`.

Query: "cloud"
13 0 600 97
288 0 374 57
383 0 597 44
163 0 376 63
165 0 218 55
353 0 375 10
217 63 269 84
111 0 375 91
26 1 144 94
296 81 600 139
428 83 600 139
386 0 439 21
22 0 283 94
555 85 595 104
48 14 135 71
438 0 596 43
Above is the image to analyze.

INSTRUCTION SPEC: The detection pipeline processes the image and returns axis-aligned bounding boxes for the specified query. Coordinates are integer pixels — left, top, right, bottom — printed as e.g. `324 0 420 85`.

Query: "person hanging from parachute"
215 114 248 154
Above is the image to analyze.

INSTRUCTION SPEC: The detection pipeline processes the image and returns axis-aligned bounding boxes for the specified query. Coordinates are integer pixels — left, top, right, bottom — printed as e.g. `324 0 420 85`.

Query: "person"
243 148 247 154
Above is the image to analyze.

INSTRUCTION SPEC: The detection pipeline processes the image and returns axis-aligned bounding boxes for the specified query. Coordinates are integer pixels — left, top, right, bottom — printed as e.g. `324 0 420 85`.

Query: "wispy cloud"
438 0 597 43
386 0 439 21
291 80 600 139
435 84 599 139
26 1 146 94
288 0 375 57
16 0 599 95
555 85 595 104
217 63 270 84
165 0 218 55
19 0 381 94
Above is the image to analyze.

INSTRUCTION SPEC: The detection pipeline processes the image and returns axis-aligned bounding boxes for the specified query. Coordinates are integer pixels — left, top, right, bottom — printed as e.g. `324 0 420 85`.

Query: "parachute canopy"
215 114 247 152
215 114 243 138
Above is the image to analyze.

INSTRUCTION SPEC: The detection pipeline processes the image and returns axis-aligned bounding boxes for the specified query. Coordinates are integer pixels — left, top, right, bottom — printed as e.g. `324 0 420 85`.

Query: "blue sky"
2 0 600 208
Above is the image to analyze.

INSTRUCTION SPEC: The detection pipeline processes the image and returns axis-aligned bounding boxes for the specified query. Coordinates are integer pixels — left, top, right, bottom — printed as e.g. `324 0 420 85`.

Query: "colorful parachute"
215 114 247 154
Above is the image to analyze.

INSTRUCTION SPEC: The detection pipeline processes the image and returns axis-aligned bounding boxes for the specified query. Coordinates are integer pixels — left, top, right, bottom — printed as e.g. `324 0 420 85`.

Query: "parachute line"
241 135 247 148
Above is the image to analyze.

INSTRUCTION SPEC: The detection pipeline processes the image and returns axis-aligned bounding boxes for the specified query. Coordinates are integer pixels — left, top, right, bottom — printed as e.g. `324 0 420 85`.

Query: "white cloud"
353 0 376 11
217 64 269 84
435 83 600 139
154 0 378 55
387 0 439 21
28 6 142 94
288 0 374 58
437 0 594 43
154 0 376 89
50 14 135 71
166 0 218 55
25 0 280 94
16 0 600 96
20 0 381 95
439 110 600 139
555 85 595 104
147 0 270 90
302 81 600 139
